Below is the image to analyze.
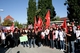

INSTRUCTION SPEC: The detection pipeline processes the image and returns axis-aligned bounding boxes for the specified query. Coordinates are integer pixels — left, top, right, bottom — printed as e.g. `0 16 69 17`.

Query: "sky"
0 0 67 24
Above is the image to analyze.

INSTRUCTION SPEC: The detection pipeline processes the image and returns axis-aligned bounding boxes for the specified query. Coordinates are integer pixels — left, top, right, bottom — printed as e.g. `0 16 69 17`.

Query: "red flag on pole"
45 10 50 29
62 19 68 33
37 16 43 30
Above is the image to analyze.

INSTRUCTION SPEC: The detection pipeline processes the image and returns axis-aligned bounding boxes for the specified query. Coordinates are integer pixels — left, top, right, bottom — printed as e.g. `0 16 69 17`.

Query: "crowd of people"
0 22 80 53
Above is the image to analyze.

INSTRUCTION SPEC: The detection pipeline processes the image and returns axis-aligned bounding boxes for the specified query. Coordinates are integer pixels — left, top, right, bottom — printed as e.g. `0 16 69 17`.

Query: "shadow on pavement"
0 45 9 53
17 51 20 53
64 50 80 53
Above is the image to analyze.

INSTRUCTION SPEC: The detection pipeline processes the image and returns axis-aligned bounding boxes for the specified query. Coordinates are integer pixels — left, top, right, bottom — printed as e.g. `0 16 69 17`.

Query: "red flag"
45 10 50 29
37 16 43 30
62 19 68 33
34 17 38 31
10 23 14 32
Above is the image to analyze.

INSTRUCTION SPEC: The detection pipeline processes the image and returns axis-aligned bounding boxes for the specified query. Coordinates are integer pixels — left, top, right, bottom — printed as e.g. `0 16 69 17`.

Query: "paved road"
1 44 80 53
5 44 64 53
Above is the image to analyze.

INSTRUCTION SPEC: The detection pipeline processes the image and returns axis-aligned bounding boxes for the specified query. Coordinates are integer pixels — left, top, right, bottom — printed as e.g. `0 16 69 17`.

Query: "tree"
54 16 60 21
14 21 19 27
18 23 23 28
14 21 23 28
27 0 36 25
2 19 13 26
64 0 80 25
38 0 56 21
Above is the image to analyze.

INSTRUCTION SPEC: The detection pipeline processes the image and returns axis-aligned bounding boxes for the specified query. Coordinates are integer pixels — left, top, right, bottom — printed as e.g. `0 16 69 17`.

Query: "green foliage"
14 21 23 28
14 21 19 26
27 0 36 25
27 0 56 25
54 16 60 21
18 23 23 28
2 19 13 26
38 0 56 21
65 0 80 25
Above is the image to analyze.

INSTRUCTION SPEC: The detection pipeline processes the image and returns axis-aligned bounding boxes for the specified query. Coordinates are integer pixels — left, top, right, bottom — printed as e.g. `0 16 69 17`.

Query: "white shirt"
73 26 77 33
58 31 64 41
0 32 1 36
1 32 6 40
41 31 45 37
55 30 59 38
76 30 80 39
44 29 49 35
25 30 28 33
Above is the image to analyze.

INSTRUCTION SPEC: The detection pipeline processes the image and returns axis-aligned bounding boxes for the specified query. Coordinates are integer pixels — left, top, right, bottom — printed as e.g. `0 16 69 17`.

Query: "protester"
21 29 28 47
75 26 80 51
41 30 45 46
67 26 76 53
29 29 36 48
55 27 59 49
49 27 55 49
58 28 65 51
37 29 42 47
13 28 19 47
7 30 14 47
27 29 31 47
0 30 6 47
71 22 77 34
44 28 49 46
76 27 80 43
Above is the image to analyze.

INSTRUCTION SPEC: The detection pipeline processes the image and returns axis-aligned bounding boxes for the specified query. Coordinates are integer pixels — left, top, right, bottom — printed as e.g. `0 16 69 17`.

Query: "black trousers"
45 35 49 46
14 39 18 46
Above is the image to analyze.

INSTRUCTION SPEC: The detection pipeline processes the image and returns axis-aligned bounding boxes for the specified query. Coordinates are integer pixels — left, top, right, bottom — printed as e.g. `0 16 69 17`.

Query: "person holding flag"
44 10 50 46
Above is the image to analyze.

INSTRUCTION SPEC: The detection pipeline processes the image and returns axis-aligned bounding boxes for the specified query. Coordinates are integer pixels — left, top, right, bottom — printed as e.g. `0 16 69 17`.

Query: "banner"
19 35 28 42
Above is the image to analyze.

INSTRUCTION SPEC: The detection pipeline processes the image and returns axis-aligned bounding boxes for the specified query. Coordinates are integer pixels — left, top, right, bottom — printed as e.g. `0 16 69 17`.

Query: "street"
0 44 64 53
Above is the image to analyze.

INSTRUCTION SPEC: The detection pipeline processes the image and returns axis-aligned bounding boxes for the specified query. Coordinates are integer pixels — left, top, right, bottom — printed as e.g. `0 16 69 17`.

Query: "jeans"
38 42 41 47
14 39 18 46
50 39 54 48
55 39 59 49
28 38 31 46
30 39 35 48
1 39 5 45
21 41 28 47
45 35 49 46
76 39 80 43
42 39 45 46
68 41 75 53
60 40 65 50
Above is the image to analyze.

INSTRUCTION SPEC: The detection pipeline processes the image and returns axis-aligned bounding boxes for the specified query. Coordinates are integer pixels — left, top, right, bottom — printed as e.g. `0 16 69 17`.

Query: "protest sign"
19 35 28 42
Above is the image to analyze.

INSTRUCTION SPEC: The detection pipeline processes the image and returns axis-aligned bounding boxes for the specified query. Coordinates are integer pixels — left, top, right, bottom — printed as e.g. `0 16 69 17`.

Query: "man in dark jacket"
13 29 19 47
29 29 36 48
67 26 76 53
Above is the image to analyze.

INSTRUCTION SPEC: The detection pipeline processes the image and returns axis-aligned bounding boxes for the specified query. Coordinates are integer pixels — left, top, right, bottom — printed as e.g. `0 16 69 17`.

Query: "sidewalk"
5 44 64 53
